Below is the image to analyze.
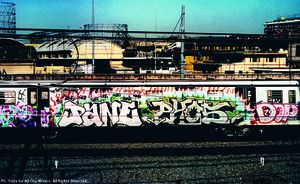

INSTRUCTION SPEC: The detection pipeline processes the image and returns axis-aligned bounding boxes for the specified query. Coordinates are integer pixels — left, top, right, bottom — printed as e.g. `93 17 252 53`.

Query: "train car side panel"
1 82 300 128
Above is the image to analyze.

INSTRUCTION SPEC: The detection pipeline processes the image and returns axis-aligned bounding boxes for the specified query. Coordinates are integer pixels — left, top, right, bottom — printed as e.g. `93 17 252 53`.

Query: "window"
296 45 300 57
0 91 16 105
269 57 274 62
288 90 296 103
30 91 37 105
42 92 49 100
267 90 282 103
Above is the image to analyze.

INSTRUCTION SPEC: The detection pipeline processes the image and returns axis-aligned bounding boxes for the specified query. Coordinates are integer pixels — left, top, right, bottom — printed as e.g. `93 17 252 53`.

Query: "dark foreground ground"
0 141 299 184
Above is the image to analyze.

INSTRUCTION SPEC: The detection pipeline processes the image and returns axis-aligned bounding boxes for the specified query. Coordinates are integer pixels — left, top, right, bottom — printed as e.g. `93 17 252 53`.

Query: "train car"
0 80 299 129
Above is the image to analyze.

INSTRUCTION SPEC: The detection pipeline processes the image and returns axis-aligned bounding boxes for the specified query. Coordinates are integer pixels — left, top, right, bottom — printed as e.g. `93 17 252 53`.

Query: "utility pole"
180 3 185 79
92 0 95 74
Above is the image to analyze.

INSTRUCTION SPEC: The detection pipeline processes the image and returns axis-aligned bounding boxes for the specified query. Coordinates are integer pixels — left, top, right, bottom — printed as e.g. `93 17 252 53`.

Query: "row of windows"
267 90 296 104
200 46 248 50
0 91 49 105
39 53 72 59
250 57 280 63
0 91 15 104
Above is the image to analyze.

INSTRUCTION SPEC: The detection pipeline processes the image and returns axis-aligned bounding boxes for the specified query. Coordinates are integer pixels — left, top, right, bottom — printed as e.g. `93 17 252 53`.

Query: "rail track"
0 141 299 183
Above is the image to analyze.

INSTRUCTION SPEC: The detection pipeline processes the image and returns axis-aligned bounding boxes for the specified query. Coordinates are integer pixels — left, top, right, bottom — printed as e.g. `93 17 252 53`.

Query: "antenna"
154 0 158 74
92 0 95 73
180 2 185 79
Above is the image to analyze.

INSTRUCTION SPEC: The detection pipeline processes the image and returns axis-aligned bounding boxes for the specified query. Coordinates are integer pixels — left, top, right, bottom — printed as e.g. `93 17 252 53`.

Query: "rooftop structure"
264 14 300 36
83 24 129 44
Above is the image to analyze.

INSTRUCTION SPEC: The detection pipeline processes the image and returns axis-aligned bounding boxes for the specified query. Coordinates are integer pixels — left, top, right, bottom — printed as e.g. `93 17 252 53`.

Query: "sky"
6 0 300 34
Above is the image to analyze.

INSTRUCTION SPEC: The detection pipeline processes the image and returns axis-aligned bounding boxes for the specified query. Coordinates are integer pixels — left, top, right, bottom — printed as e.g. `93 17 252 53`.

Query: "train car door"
38 87 50 110
27 88 38 107
28 87 49 109
28 87 50 127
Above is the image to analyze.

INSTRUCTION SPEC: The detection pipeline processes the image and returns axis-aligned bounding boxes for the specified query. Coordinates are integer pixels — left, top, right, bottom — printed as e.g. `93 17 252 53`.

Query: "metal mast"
180 3 185 79
92 0 95 73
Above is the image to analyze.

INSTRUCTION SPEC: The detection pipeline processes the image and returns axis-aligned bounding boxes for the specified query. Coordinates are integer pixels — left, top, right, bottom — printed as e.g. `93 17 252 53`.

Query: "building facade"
264 16 300 36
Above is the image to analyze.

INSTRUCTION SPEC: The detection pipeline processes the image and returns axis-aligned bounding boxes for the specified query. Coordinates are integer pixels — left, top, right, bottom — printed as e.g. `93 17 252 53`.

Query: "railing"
0 73 300 81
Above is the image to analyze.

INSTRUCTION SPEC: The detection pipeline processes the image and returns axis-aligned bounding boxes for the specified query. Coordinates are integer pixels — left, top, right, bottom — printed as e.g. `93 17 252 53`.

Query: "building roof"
265 19 300 25
36 39 78 52
36 39 122 52
0 38 37 60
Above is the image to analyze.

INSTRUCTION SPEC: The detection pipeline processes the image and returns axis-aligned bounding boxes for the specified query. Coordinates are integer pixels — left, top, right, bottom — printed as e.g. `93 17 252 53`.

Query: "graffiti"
0 102 51 127
0 103 38 127
49 86 248 127
57 101 142 127
40 108 51 127
1 86 299 128
17 89 26 102
55 97 246 127
111 86 236 96
254 103 298 124
146 98 244 125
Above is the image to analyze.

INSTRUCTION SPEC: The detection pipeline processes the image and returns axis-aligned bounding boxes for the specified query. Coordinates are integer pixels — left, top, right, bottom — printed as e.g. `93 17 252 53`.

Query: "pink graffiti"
0 103 38 127
255 103 298 124
111 86 236 96
40 109 51 127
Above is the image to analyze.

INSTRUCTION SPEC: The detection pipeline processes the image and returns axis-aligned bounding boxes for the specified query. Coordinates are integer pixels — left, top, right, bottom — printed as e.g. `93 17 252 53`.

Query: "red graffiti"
255 103 298 124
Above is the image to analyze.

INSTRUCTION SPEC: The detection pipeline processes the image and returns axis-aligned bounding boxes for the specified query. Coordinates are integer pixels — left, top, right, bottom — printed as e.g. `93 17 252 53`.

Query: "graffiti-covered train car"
0 80 299 128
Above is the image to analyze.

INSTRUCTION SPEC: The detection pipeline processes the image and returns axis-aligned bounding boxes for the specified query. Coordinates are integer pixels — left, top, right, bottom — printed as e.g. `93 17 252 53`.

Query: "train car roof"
0 80 298 87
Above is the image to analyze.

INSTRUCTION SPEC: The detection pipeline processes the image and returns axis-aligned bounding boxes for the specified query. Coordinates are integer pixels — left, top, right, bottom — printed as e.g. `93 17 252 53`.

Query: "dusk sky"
9 0 300 33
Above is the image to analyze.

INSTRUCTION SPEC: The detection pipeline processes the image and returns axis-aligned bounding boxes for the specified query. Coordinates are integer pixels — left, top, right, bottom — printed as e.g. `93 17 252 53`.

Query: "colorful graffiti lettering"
53 97 246 127
48 87 246 127
1 86 299 127
0 103 37 127
253 103 298 124
57 101 142 127
0 103 51 127
50 87 299 126
146 98 244 125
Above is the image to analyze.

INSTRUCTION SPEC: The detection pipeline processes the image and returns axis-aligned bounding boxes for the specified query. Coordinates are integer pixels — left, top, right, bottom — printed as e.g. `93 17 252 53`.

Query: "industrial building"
0 38 37 74
0 37 291 76
193 46 288 74
35 39 127 74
